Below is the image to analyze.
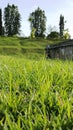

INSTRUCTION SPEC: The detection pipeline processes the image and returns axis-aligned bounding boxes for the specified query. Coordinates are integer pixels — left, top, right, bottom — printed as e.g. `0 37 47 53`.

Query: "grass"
0 36 64 58
0 37 73 129
0 55 73 130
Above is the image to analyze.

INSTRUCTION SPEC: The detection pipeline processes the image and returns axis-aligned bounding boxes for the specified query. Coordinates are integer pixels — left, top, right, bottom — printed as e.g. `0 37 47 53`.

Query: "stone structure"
45 40 73 60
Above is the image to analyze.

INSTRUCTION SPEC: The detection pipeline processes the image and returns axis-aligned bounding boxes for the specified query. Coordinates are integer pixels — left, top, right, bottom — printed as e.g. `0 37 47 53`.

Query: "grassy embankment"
0 36 63 59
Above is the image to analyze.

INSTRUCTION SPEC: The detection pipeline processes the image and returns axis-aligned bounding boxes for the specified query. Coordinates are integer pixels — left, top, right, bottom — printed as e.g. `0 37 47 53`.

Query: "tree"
4 4 21 36
29 7 46 38
63 29 71 39
59 14 64 38
47 31 60 39
0 8 2 36
30 27 36 39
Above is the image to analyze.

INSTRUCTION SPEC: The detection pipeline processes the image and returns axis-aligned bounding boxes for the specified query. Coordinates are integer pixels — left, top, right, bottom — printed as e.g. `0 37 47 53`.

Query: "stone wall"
46 40 73 60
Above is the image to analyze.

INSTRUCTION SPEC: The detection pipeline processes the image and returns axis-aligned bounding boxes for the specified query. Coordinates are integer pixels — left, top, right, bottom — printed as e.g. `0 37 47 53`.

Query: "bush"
47 31 60 39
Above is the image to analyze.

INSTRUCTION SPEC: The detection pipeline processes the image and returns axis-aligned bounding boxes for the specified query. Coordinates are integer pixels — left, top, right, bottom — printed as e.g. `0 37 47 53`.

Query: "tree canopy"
4 4 21 36
0 8 2 36
0 4 71 39
29 7 46 38
59 14 64 38
47 31 60 39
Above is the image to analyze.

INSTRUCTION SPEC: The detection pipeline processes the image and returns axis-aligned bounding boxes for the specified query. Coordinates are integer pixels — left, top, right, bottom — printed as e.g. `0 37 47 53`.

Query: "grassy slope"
0 37 63 59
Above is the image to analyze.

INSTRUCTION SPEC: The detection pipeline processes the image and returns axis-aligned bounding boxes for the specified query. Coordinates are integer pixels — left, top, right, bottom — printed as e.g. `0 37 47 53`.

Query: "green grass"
0 37 63 58
0 37 72 129
0 55 73 130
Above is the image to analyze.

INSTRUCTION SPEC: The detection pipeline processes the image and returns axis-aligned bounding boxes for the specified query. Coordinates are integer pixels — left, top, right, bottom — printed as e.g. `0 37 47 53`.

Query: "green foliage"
64 32 70 39
0 56 73 129
0 8 2 36
47 31 60 39
63 29 71 39
59 14 64 38
4 4 21 36
30 27 36 39
29 7 46 38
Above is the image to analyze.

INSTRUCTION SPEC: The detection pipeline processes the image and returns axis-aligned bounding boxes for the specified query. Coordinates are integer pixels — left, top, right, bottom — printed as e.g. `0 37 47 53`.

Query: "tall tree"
0 8 2 36
4 4 21 36
59 14 64 38
29 7 46 38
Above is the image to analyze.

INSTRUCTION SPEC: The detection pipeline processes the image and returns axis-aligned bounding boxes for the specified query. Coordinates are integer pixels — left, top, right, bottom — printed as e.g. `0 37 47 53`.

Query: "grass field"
0 55 73 130
0 37 73 129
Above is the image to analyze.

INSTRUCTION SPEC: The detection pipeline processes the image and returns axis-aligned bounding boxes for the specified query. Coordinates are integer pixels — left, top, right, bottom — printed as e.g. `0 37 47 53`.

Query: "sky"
0 0 73 38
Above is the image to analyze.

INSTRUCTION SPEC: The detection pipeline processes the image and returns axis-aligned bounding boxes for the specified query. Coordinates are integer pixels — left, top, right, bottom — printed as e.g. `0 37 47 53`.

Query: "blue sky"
0 0 73 38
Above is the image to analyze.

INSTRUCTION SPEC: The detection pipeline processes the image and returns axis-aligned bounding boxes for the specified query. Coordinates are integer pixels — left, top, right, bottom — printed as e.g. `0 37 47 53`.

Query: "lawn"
0 55 73 130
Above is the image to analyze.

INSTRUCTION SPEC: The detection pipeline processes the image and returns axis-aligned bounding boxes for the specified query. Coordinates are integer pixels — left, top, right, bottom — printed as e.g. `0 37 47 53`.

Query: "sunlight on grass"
0 56 73 130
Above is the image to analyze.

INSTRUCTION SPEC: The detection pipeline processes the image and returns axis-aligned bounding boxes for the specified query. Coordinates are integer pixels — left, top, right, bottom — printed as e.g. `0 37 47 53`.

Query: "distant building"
46 40 73 60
